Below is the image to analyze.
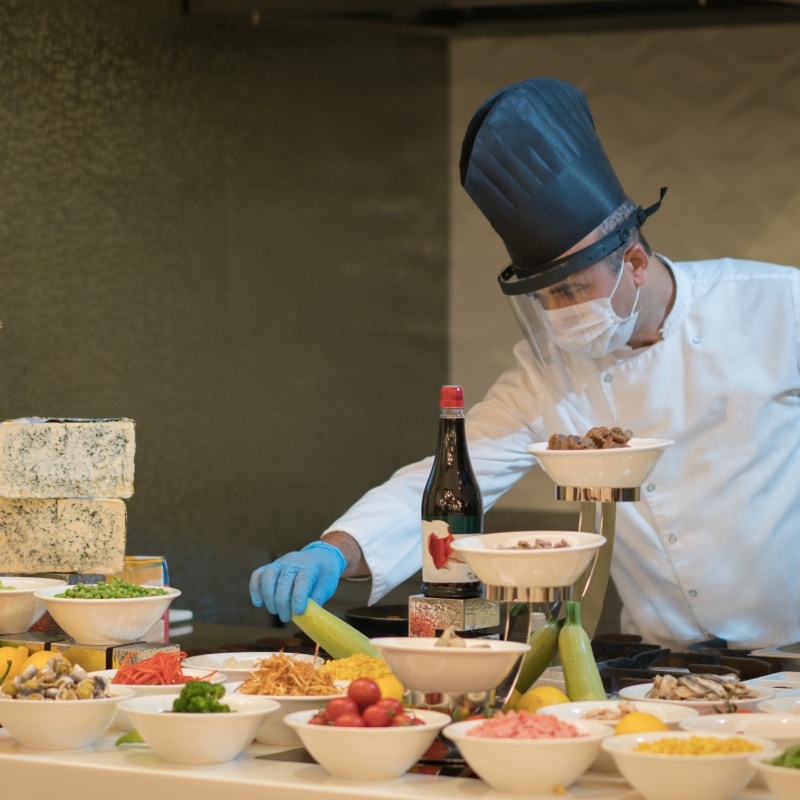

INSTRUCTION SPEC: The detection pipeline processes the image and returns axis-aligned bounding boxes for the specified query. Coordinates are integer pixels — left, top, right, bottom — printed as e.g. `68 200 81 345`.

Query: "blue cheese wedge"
0 498 126 573
0 418 135 499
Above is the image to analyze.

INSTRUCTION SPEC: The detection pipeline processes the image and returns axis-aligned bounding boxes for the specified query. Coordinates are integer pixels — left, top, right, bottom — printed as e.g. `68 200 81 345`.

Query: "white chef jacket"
324 257 800 651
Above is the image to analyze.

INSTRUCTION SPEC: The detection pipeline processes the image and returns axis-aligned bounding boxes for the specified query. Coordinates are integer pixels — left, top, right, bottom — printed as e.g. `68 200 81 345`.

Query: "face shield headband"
497 188 667 297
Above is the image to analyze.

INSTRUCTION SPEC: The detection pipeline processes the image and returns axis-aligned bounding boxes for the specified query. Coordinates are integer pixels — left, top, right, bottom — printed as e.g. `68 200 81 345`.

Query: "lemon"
516 685 571 714
376 673 405 703
20 650 68 673
615 711 670 735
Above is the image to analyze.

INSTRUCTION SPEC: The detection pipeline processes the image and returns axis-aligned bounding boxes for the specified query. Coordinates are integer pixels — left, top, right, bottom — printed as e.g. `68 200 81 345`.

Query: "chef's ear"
625 243 649 287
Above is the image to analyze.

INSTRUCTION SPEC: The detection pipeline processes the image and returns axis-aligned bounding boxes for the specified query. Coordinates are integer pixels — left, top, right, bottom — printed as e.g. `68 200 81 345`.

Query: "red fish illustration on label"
427 528 465 570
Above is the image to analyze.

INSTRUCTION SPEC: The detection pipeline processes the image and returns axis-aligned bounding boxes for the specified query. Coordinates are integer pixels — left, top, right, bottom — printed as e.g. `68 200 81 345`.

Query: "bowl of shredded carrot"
90 650 225 731
228 649 348 746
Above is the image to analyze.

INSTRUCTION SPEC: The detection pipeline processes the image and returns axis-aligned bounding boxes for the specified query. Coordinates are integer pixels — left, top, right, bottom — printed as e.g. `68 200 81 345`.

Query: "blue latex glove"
249 541 347 623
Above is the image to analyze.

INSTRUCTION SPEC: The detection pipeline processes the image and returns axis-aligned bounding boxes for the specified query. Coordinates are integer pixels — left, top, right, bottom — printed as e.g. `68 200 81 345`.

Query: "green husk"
292 598 380 660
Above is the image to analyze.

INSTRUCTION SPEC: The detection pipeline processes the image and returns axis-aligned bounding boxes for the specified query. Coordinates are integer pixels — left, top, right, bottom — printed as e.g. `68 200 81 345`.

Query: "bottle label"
421 516 482 584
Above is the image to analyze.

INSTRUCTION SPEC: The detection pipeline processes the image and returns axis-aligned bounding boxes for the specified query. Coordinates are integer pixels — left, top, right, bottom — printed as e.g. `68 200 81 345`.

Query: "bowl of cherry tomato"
284 677 451 780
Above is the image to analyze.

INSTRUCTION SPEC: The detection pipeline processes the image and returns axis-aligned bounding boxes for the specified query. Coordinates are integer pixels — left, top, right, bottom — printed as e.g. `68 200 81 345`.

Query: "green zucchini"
502 615 564 711
558 600 606 701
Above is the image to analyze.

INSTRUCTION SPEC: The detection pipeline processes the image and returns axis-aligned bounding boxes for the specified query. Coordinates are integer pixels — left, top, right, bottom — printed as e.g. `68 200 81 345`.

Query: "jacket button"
688 589 698 598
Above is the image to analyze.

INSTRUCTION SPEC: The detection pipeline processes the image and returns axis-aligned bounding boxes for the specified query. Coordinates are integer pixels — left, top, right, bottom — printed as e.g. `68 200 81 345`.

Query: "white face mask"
541 265 639 358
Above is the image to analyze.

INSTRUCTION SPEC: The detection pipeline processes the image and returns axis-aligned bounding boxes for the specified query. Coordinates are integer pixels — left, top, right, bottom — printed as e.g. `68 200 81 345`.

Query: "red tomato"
334 713 366 727
362 703 391 728
422 739 451 760
347 678 382 711
375 698 403 718
325 696 359 723
389 713 415 727
308 710 329 725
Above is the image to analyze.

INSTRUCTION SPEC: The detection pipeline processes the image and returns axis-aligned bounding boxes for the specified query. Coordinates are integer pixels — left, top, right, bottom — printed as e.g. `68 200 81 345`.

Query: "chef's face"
532 258 623 311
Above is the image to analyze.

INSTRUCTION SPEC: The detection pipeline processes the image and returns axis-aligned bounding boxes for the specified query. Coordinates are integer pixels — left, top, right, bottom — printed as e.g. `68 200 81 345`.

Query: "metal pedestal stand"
482 484 640 705
557 485 640 638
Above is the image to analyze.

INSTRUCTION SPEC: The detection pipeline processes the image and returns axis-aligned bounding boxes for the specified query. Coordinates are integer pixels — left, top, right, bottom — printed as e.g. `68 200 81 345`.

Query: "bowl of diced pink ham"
443 710 613 793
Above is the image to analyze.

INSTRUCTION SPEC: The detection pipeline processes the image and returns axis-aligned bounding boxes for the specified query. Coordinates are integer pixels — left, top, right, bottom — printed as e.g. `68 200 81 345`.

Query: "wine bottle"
421 385 484 599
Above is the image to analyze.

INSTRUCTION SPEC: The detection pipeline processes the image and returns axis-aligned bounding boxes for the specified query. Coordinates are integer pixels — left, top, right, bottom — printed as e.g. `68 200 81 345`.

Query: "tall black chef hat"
460 77 665 294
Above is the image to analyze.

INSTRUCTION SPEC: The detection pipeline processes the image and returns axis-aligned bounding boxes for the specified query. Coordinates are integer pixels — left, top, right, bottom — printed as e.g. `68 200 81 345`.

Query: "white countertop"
0 726 777 800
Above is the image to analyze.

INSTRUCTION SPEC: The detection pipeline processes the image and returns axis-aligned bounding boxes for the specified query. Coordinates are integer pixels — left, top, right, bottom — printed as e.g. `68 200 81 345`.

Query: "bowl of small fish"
619 673 774 715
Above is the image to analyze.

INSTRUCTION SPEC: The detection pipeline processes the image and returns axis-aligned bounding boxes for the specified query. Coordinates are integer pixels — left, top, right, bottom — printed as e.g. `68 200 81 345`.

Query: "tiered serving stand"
374 438 673 766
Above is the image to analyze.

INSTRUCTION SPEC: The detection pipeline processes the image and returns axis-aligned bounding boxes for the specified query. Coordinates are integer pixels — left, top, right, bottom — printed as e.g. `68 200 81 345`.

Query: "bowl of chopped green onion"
750 745 800 800
33 578 180 645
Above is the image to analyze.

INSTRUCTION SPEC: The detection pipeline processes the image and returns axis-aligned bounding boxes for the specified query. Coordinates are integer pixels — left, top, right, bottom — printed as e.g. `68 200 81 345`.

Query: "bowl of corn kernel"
602 731 779 800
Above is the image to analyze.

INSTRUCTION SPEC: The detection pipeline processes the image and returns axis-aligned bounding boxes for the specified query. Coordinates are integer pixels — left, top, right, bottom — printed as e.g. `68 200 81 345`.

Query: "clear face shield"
498 193 665 404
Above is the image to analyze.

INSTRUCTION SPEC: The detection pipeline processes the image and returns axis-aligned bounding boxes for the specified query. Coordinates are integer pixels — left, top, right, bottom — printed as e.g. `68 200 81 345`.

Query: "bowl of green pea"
33 578 181 646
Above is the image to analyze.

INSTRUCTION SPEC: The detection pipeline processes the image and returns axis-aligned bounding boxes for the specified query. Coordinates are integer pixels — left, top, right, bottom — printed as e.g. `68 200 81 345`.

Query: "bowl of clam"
0 654 135 749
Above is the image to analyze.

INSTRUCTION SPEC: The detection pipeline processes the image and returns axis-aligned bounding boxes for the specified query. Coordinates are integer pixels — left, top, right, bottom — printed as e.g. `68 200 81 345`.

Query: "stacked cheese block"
0 418 135 575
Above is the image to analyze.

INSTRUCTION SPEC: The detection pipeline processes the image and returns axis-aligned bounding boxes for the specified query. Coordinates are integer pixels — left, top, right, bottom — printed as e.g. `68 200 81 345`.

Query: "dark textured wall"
0 1 449 624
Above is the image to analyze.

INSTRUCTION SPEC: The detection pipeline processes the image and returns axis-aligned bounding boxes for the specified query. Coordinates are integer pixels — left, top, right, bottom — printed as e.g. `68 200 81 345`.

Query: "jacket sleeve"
322 340 547 605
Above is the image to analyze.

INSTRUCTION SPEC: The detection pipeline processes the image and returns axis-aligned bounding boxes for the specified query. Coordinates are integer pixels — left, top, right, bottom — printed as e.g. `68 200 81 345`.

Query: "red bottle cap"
440 385 464 408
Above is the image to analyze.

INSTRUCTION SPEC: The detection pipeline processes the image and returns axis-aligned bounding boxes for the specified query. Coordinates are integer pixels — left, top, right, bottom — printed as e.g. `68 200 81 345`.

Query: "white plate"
750 643 800 671
757 693 800 714
619 681 774 715
542 700 700 772
757 672 800 690
527 438 673 488
370 636 529 693
451 531 605 589
182 651 323 683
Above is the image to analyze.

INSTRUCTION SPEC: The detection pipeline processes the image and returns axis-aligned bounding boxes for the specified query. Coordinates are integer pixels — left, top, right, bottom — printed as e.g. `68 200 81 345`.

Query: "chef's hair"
598 198 653 273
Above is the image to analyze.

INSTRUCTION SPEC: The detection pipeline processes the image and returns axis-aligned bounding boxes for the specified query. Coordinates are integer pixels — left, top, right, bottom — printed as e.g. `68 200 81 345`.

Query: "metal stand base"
408 595 501 638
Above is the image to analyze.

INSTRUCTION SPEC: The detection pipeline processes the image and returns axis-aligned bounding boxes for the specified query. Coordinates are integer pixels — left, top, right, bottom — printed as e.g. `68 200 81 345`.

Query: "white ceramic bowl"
750 751 800 800
222 679 348 746
89 667 226 731
444 717 613 793
370 636 529 693
182 650 323 683
284 707 450 780
619 681 775 715
541 699 700 772
758 692 800 714
118 692 280 764
0 578 66 634
527 438 673 488
0 684 135 749
32 585 180 646
451 531 605 589
681 712 800 788
602 731 777 800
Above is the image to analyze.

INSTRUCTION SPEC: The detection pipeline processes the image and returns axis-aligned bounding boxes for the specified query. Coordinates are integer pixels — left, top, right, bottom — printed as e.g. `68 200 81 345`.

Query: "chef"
251 77 800 652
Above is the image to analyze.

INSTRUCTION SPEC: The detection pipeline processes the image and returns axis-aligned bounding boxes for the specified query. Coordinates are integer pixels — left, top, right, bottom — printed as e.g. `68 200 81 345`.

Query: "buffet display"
3 422 800 800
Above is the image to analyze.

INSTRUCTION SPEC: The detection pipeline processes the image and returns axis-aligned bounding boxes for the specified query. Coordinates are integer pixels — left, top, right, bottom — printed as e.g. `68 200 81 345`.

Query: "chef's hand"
249 541 347 623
